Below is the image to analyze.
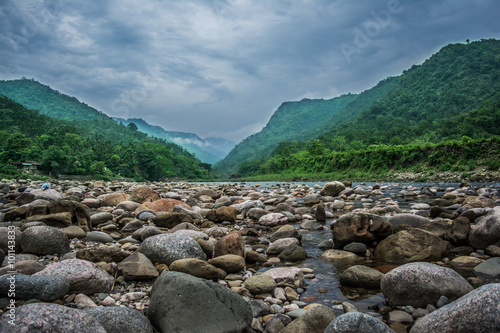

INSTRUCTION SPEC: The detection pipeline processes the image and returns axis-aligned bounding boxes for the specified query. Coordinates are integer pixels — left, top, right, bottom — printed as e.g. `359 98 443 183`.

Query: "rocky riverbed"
0 179 499 332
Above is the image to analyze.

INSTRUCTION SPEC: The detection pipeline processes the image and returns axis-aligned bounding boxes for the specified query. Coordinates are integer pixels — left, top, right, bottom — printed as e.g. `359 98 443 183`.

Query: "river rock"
62 225 86 239
169 258 219 281
86 231 114 243
31 188 65 201
90 212 113 226
267 237 300 255
208 254 245 273
81 198 102 208
233 200 265 213
132 226 163 241
473 257 500 276
270 225 302 242
173 229 208 241
0 302 106 332
374 228 447 263
410 283 500 333
0 260 44 276
331 212 392 248
468 207 500 249
262 267 305 288
116 200 141 211
20 225 70 255
259 213 288 227
343 242 367 254
83 306 154 333
321 181 346 197
0 273 70 301
148 271 252 333
280 304 336 333
102 192 131 207
214 231 245 257
246 208 271 220
321 249 358 263
278 244 308 262
450 256 483 268
34 258 114 295
448 216 471 245
135 198 191 214
76 246 131 263
462 196 497 208
486 244 500 257
388 213 429 228
117 252 158 280
244 274 277 294
381 262 473 308
340 265 384 289
150 212 193 228
140 233 206 265
324 312 395 333
206 206 237 222
130 186 160 203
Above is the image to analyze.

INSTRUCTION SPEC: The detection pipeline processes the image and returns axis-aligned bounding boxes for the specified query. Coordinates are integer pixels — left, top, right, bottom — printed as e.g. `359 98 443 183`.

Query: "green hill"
216 39 500 177
0 90 211 180
113 117 226 164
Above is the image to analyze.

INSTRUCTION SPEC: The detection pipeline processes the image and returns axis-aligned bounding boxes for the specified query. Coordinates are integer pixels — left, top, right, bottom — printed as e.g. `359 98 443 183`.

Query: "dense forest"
0 96 211 180
217 39 500 179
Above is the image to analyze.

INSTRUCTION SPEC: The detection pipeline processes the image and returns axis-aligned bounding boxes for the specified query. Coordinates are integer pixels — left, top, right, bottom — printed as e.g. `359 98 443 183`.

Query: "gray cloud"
1 0 499 142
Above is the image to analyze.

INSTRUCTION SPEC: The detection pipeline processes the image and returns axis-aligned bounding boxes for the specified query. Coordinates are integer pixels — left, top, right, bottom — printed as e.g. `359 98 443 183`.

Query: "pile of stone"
0 179 498 332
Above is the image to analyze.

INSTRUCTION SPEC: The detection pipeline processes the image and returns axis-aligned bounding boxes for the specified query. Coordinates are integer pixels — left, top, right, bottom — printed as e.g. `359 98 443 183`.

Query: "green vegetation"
217 39 500 179
0 96 211 180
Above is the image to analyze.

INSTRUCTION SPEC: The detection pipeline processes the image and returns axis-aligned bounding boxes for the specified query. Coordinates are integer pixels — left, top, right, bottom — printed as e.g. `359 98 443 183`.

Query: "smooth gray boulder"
148 271 252 333
20 225 70 255
0 274 69 302
468 207 500 249
324 312 395 333
381 262 473 308
388 213 429 228
410 283 500 333
83 306 154 333
0 302 106 332
139 233 206 265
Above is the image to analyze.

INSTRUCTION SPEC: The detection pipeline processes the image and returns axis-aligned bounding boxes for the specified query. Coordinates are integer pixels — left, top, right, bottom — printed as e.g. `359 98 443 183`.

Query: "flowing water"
240 181 500 316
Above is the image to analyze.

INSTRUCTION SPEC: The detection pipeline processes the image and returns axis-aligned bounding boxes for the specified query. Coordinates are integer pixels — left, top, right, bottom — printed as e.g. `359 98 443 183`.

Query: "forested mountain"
216 39 500 177
113 117 227 164
0 96 211 180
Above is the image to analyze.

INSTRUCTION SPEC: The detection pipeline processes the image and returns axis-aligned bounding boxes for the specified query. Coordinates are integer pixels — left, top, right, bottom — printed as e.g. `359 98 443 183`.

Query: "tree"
127 123 138 131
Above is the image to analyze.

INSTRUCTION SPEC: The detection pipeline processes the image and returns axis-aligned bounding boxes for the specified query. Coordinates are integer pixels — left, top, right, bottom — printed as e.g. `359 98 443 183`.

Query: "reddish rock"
134 199 191 215
214 231 245 257
102 192 131 207
206 206 237 222
130 187 160 203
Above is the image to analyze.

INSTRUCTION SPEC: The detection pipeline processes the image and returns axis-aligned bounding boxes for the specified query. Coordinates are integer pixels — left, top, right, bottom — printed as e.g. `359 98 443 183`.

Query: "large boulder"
259 213 288 227
410 283 500 333
0 274 70 302
26 200 91 231
102 192 131 207
214 231 245 257
30 188 65 201
325 312 395 333
151 212 193 228
0 303 106 332
130 187 160 203
139 233 206 265
280 304 336 333
20 226 70 255
374 228 447 263
331 212 392 248
340 265 384 289
0 227 22 253
462 196 497 208
117 252 159 280
147 271 252 333
83 306 154 333
206 206 237 222
381 262 473 308
34 259 114 295
468 207 500 250
388 213 430 228
169 258 219 281
320 181 346 197
134 199 191 214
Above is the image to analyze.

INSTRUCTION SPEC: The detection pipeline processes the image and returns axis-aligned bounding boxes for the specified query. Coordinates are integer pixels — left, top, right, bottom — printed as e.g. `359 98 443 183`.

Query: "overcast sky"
1 0 499 142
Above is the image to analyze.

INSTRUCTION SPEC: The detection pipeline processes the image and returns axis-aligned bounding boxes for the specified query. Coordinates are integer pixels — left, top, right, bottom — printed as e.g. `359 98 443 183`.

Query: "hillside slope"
113 117 226 164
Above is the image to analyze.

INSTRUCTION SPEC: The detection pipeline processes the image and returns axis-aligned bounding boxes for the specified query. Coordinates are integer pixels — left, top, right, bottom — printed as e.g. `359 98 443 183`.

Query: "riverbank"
0 179 499 332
